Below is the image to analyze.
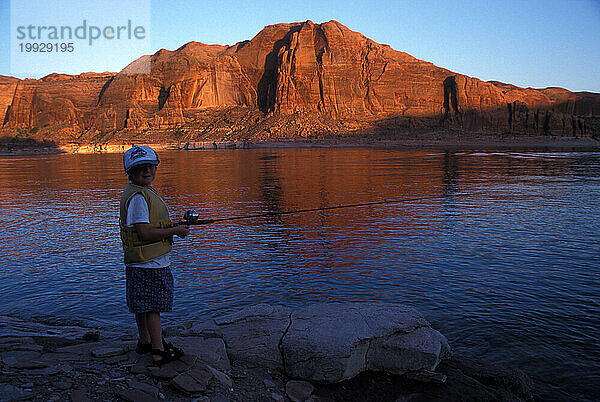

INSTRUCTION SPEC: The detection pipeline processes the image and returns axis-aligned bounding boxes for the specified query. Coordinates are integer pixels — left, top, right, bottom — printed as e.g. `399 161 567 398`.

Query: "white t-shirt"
126 192 170 268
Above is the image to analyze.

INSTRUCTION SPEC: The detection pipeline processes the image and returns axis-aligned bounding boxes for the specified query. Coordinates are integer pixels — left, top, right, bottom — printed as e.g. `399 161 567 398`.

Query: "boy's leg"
135 313 151 343
146 312 163 352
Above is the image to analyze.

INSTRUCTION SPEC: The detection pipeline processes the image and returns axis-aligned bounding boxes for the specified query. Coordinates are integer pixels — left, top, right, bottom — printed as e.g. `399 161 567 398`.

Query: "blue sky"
1 0 599 93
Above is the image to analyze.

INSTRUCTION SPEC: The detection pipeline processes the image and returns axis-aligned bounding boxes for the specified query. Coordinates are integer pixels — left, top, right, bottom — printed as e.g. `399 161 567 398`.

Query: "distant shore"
1 134 599 156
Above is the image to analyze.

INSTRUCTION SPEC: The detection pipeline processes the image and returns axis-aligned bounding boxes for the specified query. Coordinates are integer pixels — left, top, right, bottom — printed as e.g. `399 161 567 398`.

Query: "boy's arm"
127 193 189 241
134 223 190 242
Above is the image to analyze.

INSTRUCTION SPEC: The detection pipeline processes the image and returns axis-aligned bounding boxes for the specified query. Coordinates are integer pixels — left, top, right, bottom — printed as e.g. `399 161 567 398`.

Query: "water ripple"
0 149 599 400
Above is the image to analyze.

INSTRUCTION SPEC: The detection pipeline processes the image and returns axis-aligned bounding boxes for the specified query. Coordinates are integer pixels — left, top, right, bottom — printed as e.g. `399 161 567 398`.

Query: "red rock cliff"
1 20 598 141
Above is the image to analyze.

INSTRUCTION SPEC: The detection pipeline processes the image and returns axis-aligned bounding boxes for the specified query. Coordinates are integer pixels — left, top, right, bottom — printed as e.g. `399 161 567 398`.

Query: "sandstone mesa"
1 20 598 145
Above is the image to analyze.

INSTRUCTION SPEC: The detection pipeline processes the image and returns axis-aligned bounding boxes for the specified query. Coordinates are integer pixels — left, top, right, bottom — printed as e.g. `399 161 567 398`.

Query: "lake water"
0 148 598 400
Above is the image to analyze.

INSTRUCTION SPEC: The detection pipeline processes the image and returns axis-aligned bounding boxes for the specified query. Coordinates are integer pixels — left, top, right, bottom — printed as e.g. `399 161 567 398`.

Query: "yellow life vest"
119 184 173 265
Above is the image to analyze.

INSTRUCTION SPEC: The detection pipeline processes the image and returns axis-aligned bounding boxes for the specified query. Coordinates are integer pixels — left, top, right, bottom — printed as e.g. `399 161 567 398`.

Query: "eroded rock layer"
1 20 598 142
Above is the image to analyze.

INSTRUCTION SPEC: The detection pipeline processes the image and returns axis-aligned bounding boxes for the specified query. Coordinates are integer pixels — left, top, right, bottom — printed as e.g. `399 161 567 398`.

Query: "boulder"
285 380 314 402
438 355 534 401
190 303 291 369
280 303 450 383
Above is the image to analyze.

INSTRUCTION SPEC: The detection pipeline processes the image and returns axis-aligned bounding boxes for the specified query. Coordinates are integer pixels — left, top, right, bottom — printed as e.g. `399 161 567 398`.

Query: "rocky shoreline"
0 130 599 156
0 138 600 156
1 303 534 401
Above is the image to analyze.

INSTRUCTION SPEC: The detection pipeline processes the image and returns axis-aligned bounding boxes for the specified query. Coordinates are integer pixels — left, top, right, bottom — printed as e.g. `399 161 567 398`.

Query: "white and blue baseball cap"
123 145 160 172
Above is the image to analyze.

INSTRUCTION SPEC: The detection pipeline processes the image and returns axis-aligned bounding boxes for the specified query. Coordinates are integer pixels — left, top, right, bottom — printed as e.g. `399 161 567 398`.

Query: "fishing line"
181 192 474 225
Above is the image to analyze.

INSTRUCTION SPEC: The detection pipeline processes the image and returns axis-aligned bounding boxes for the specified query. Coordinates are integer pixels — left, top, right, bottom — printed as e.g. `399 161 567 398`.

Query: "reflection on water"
1 149 599 401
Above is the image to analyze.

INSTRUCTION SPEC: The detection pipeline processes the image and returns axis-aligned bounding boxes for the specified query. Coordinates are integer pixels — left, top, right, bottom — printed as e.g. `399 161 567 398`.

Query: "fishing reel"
179 210 215 225
183 210 200 224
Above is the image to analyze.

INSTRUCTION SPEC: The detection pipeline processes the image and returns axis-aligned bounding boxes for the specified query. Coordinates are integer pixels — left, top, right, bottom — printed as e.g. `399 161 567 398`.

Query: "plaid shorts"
126 266 174 313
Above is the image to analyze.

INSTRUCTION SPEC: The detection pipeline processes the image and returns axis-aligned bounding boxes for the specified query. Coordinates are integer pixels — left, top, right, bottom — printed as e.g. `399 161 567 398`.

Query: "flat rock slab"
56 341 122 356
0 383 33 401
70 388 91 402
188 366 213 387
129 380 159 397
26 364 63 375
104 354 129 364
12 359 49 369
92 347 125 358
271 392 285 402
149 365 179 380
263 379 277 389
280 303 450 383
169 362 232 396
147 354 196 379
0 315 117 341
170 336 230 371
39 352 83 364
130 363 150 375
162 353 197 372
1 350 43 368
0 336 36 346
170 372 209 395
206 364 233 387
13 344 44 352
52 379 74 390
190 303 291 369
115 388 158 402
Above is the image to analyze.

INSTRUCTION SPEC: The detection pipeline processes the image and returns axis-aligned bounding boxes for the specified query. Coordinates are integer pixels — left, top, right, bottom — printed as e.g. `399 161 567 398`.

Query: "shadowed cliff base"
0 136 61 155
1 101 598 154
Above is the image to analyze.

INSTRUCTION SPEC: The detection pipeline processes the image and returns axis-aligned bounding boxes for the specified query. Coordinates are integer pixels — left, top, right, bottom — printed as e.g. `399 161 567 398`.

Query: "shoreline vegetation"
0 303 536 401
0 131 599 156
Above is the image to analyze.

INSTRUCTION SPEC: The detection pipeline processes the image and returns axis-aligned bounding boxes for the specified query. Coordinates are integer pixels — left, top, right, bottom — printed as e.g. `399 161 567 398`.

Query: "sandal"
135 340 152 355
162 339 183 358
151 348 178 367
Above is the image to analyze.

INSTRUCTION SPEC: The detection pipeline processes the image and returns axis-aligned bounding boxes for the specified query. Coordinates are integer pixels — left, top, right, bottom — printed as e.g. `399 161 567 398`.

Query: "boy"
119 145 189 365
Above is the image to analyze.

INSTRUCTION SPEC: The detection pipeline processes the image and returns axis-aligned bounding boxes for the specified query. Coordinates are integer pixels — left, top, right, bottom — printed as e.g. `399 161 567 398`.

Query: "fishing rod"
178 194 451 225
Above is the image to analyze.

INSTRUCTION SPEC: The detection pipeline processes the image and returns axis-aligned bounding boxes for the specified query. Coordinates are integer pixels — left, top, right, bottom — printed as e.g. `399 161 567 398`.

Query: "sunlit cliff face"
1 21 597 142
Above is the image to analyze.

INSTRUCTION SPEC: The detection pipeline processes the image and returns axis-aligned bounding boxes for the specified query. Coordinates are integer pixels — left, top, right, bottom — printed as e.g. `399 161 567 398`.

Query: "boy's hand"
174 225 190 238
